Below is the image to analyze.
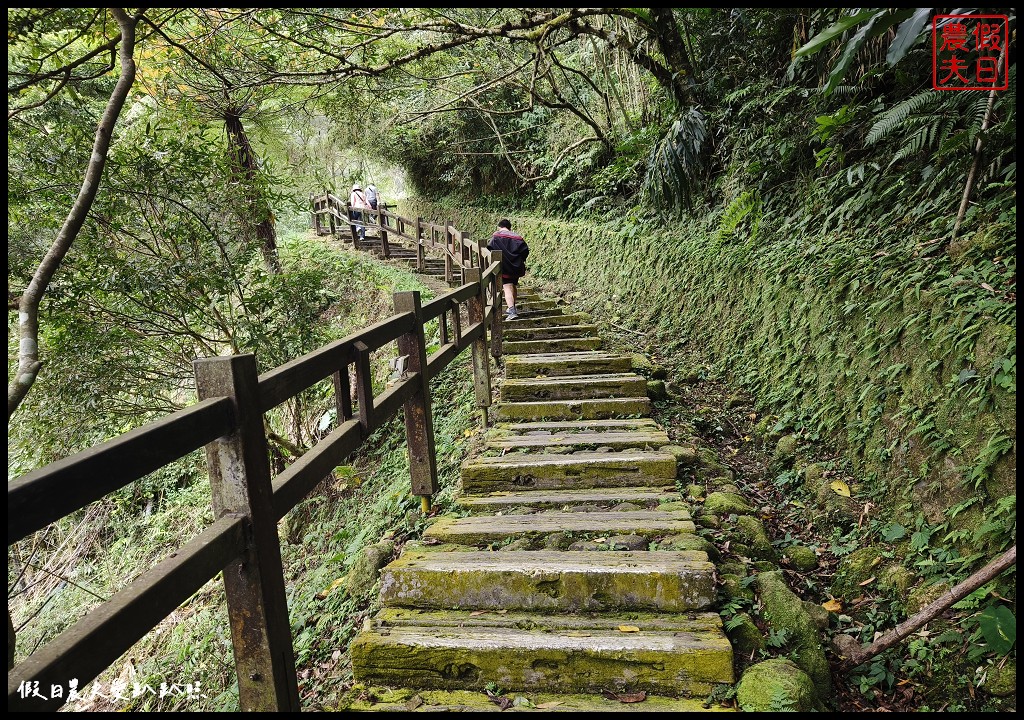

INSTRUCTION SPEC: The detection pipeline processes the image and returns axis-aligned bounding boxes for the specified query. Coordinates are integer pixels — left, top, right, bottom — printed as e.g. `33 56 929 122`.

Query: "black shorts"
501 274 520 286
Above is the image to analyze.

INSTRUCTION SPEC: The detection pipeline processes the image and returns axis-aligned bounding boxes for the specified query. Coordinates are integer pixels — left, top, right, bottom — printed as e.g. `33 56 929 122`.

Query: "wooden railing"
310 193 491 288
6 205 506 711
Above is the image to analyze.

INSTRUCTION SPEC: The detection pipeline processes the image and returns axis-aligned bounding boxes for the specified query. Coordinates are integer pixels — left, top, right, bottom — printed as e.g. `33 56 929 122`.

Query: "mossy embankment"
400 198 1015 558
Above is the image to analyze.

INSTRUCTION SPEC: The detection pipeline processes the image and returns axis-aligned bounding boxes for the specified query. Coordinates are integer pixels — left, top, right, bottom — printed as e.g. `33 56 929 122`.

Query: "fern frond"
865 90 941 145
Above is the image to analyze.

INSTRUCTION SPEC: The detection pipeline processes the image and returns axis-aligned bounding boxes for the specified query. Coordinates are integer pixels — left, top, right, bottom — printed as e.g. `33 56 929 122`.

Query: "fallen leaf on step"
617 625 641 633
830 479 851 497
822 598 843 613
535 701 563 709
859 576 876 586
602 690 647 703
470 610 488 616
405 695 424 710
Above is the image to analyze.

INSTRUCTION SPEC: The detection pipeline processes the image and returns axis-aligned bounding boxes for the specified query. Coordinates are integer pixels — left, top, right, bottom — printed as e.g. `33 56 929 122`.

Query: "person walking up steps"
349 183 370 242
487 218 529 320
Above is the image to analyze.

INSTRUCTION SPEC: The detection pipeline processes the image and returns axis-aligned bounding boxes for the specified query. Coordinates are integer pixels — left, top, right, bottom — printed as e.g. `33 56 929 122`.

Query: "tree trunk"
648 8 698 107
8 8 142 420
224 109 281 274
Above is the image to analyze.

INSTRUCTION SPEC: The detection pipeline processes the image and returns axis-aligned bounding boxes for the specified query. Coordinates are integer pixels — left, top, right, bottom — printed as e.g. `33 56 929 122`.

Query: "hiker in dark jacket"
487 218 529 319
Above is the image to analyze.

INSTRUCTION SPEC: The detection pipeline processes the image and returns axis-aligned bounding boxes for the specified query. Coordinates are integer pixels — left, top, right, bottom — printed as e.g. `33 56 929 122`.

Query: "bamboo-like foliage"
642 107 708 215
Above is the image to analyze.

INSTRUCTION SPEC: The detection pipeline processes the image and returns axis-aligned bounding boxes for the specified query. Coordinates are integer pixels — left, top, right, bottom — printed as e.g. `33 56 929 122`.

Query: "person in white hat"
349 183 370 241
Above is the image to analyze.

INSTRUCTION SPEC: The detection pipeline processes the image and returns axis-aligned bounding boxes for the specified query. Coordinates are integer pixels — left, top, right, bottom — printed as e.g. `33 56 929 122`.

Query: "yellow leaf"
617 625 641 633
822 598 842 613
830 479 851 497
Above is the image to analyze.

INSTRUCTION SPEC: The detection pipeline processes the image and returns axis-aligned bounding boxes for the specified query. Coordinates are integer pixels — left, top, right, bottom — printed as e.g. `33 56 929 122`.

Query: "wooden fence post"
193 354 300 712
415 217 425 272
393 291 439 501
332 365 353 425
489 250 504 359
464 267 492 426
380 210 390 259
443 222 454 284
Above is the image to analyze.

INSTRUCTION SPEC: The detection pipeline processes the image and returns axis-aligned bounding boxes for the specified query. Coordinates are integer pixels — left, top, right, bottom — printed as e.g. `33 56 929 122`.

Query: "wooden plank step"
504 324 599 341
461 450 676 492
500 373 647 402
503 337 603 354
456 485 679 512
350 610 733 695
378 550 716 612
505 351 633 378
423 510 694 545
485 427 670 451
492 397 651 422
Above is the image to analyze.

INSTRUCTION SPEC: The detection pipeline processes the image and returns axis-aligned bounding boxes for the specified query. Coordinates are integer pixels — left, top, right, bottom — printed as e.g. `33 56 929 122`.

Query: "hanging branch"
839 545 1016 671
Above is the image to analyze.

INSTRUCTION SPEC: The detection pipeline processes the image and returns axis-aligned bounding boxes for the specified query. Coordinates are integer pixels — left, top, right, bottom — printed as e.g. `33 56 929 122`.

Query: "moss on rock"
703 491 755 516
733 515 778 561
726 612 765 659
830 546 884 600
756 571 832 698
736 658 822 712
347 539 396 597
785 544 819 571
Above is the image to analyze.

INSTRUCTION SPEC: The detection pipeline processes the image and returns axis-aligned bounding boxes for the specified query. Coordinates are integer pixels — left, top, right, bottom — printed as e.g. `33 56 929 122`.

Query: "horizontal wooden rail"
7 515 247 711
7 397 235 544
8 197 503 712
257 312 415 412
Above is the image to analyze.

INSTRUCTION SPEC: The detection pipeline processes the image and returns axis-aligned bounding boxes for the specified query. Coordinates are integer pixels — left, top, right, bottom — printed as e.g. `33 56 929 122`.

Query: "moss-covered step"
486 426 670 452
503 324 599 341
516 298 559 311
504 351 633 378
505 307 565 321
423 510 695 545
503 337 603 354
492 397 651 422
350 610 734 695
455 485 678 512
500 373 648 402
504 313 586 329
378 550 715 612
497 418 662 431
339 686 736 712
461 449 676 492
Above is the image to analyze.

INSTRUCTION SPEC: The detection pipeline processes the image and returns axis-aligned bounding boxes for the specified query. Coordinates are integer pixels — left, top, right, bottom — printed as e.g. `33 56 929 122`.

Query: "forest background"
7 7 1016 712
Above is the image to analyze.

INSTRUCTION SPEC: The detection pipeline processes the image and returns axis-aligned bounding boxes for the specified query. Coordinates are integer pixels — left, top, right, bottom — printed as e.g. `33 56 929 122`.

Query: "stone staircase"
346 286 735 712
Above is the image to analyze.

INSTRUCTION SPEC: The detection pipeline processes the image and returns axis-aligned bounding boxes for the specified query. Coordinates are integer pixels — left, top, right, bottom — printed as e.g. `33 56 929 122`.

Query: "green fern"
866 89 991 165
716 190 762 244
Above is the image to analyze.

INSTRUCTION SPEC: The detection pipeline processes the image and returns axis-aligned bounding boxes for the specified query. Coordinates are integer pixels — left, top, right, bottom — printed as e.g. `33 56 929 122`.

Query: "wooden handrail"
7 202 501 712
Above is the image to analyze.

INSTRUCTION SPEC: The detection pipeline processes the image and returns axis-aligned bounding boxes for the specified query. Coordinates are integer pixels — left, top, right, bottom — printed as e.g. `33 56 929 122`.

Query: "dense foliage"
7 7 1016 713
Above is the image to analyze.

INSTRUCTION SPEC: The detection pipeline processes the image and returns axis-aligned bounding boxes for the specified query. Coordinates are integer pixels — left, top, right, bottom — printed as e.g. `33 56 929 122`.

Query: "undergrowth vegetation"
8 232 479 711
